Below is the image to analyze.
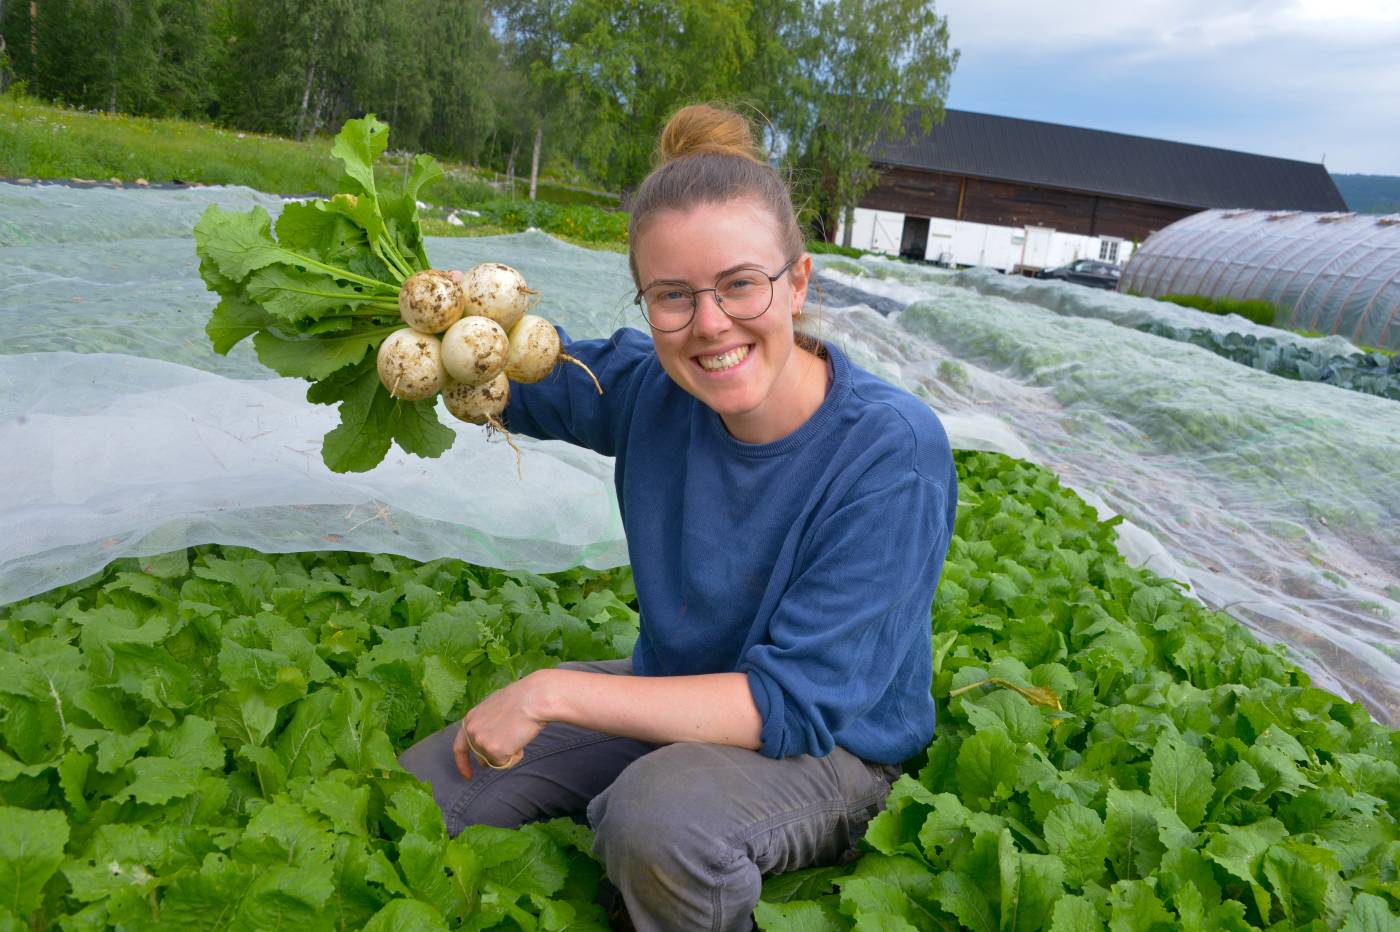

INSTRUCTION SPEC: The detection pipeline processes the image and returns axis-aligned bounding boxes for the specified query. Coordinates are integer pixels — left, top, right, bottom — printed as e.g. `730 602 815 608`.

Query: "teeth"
698 345 750 371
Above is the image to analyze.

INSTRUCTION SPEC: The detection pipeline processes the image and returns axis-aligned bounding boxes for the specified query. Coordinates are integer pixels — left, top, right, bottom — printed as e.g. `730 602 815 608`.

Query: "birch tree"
790 0 957 243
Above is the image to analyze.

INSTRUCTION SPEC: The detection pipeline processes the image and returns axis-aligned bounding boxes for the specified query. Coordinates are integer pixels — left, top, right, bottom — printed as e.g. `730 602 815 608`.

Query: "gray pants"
396 658 902 932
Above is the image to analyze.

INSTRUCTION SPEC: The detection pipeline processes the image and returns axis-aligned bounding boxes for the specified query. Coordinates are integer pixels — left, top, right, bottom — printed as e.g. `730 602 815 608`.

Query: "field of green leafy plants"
1132 321 1400 401
2 451 1398 930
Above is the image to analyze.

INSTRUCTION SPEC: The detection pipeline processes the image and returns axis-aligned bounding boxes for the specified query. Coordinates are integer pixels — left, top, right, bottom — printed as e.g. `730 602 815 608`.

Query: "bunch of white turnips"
377 263 601 445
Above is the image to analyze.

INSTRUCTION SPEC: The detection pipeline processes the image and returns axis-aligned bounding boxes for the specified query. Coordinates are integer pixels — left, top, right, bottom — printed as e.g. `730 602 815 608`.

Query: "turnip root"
377 328 445 400
443 372 521 474
504 314 602 393
462 263 534 331
399 269 465 334
441 316 509 386
442 372 510 426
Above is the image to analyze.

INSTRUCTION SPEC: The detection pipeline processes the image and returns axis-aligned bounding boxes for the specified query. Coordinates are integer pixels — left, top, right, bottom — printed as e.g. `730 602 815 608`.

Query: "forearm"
529 668 764 750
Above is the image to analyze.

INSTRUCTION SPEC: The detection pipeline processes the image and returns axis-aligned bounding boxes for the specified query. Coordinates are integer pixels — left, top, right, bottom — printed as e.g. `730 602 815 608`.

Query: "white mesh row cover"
1 183 1397 723
934 267 1363 356
811 261 1399 720
1120 208 1400 351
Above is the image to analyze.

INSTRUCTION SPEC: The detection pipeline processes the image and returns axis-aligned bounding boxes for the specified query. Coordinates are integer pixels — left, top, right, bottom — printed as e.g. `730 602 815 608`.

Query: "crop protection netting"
2 182 1398 724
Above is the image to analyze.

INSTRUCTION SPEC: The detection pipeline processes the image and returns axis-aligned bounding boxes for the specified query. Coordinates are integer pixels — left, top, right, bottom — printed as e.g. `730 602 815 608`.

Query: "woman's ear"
789 253 813 318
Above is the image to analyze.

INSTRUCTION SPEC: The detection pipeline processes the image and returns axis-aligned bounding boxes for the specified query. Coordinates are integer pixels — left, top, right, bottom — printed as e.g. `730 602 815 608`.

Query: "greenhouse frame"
1120 208 1400 350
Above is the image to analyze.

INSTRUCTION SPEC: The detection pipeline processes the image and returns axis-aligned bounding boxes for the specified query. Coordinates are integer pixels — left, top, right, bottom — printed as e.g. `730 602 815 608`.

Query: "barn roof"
873 110 1347 212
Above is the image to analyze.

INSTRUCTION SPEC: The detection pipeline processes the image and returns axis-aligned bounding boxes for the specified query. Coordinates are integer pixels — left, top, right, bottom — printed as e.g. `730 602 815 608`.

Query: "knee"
587 745 736 872
588 746 765 930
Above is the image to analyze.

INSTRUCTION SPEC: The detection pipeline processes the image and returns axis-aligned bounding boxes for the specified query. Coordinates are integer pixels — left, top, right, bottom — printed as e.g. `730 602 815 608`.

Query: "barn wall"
858 167 1195 242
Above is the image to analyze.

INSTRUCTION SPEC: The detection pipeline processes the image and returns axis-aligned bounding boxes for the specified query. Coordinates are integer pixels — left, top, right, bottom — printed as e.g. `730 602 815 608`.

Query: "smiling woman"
397 105 959 931
635 202 825 444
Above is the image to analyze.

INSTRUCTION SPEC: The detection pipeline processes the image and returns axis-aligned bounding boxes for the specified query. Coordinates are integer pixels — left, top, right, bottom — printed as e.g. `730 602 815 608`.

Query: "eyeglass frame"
633 257 800 333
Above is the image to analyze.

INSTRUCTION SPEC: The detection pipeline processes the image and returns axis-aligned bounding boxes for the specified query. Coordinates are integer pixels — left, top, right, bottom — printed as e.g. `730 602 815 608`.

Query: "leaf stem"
376 233 416 282
293 253 397 294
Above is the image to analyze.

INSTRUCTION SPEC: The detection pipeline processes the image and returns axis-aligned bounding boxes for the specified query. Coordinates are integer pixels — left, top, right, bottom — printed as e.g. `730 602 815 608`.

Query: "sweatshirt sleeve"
504 327 655 457
738 467 952 760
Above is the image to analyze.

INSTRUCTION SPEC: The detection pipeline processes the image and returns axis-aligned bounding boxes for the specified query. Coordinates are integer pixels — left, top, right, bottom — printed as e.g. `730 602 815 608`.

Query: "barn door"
900 217 930 260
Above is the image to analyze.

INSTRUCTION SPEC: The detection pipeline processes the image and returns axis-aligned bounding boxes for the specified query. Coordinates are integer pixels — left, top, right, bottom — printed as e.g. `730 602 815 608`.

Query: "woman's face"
633 199 820 444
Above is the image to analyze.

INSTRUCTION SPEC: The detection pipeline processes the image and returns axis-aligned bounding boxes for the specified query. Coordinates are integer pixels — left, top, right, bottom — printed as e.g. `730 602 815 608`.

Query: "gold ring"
463 731 523 771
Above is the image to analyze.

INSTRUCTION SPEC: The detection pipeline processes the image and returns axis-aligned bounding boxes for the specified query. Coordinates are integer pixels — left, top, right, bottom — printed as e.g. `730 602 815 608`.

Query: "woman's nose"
691 290 730 338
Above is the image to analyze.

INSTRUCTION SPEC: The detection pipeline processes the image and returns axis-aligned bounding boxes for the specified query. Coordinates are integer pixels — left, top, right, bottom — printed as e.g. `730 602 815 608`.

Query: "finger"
453 722 474 780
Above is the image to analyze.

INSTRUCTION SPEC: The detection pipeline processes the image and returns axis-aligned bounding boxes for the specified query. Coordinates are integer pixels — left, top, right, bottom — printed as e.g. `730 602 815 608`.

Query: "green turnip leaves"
194 117 452 473
1 548 638 928
754 452 1400 930
4 450 1398 926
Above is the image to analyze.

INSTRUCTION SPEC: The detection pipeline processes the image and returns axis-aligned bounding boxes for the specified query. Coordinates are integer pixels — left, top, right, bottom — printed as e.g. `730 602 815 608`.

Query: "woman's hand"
453 670 554 779
451 667 763 779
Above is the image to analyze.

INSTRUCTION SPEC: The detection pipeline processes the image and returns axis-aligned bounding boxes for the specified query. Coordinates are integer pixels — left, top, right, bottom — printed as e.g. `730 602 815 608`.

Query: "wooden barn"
839 109 1347 273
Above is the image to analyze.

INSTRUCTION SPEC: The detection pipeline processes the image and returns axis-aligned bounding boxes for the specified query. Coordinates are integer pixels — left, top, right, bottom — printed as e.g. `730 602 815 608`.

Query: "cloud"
939 0 1400 55
935 0 1400 174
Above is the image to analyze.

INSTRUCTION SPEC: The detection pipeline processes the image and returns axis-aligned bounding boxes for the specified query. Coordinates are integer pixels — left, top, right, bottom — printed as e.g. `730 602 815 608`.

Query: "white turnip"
442 371 510 426
462 263 534 331
504 314 602 393
377 328 445 400
443 372 521 473
441 316 509 387
399 269 465 334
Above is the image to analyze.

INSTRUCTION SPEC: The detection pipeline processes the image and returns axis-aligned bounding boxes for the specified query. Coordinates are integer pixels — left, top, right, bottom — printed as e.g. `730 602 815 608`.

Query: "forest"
0 0 958 234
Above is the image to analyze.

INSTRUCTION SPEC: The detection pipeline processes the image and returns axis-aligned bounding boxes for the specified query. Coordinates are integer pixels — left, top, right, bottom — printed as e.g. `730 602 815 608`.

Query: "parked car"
1036 259 1121 290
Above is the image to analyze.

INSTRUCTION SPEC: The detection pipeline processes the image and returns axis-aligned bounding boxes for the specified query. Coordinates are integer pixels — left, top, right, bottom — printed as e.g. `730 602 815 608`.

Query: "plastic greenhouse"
1120 208 1400 350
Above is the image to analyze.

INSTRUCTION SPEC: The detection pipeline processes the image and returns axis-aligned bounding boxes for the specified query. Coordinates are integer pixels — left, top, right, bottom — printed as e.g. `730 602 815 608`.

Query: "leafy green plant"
193 115 459 474
1136 322 1400 401
756 452 1400 929
2 453 1397 929
1160 294 1278 327
0 548 637 929
1292 331 1395 358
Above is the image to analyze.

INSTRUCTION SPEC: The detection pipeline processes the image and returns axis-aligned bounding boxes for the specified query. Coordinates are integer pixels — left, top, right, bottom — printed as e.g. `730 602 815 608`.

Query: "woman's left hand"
453 671 552 779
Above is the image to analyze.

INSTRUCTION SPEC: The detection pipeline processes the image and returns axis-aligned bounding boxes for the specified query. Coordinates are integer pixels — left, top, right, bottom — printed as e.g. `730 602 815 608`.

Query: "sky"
935 0 1400 176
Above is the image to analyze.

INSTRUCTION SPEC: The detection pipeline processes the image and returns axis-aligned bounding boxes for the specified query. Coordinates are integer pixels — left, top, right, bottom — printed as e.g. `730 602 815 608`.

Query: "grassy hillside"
0 93 616 211
0 93 631 248
1331 173 1400 214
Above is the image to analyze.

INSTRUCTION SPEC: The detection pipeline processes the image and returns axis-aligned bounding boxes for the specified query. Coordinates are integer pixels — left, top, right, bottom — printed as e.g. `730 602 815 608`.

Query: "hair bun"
658 105 762 164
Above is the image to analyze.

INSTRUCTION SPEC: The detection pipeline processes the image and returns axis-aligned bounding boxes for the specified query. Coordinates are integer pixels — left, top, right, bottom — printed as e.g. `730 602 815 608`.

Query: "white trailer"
836 207 1135 273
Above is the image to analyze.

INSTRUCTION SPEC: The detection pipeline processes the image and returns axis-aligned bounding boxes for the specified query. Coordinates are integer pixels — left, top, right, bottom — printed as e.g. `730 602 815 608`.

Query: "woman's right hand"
452 670 556 778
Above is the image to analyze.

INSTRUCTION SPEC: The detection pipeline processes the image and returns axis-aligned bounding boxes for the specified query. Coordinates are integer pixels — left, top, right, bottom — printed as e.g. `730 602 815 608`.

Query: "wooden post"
956 177 967 221
529 125 542 202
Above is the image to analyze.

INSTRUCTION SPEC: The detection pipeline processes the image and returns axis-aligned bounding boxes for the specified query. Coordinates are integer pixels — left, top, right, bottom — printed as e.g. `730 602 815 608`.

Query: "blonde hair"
628 105 806 288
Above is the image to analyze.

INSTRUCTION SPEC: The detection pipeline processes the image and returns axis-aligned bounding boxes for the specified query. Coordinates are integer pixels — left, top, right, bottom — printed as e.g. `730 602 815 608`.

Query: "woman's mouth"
696 345 752 372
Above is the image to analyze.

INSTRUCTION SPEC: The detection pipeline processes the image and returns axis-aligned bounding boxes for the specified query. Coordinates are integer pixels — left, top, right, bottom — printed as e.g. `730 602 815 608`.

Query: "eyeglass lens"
641 268 776 331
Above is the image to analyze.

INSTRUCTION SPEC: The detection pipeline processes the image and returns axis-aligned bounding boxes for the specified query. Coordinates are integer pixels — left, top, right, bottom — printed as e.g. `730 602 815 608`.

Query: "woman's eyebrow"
639 262 765 291
638 276 690 292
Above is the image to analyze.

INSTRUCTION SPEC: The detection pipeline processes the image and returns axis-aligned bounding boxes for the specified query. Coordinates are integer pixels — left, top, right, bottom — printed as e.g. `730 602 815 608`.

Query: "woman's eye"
725 278 756 292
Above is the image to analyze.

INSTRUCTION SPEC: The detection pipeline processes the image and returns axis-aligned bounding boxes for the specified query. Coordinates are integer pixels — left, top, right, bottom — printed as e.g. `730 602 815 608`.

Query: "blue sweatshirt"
505 328 956 764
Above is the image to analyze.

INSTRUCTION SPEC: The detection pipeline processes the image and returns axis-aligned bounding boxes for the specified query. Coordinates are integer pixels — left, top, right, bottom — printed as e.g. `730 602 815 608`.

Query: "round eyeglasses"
635 258 798 332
